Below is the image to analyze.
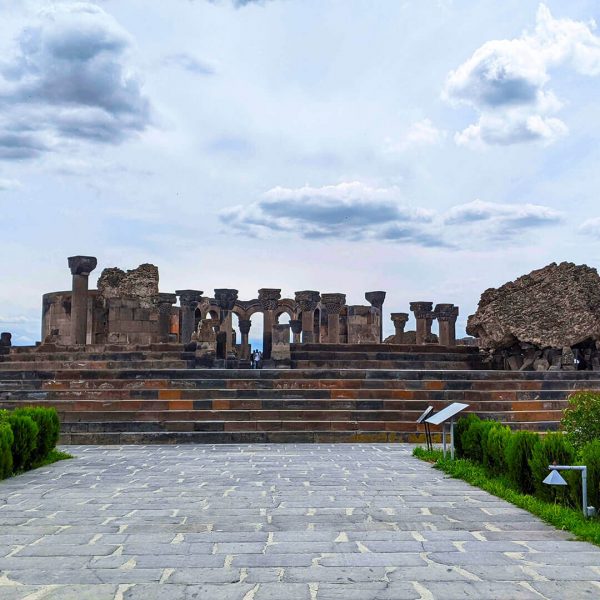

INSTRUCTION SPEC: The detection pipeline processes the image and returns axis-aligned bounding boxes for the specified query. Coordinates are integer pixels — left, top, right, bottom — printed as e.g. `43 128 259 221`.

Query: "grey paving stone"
1 443 600 599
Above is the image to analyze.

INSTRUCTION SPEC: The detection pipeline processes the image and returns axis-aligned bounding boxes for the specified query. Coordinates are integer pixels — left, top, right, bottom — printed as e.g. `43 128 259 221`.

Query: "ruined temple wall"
347 305 380 344
42 290 99 345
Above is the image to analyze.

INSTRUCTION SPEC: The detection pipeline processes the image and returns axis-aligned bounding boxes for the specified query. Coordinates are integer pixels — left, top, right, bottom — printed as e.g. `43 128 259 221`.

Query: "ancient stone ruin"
467 261 600 370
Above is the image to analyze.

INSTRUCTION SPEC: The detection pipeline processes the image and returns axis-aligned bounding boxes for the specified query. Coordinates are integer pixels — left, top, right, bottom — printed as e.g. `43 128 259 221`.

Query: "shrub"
529 432 576 503
6 414 38 472
561 392 600 449
484 424 512 476
505 430 540 494
13 407 60 463
578 440 600 511
455 414 480 459
461 418 487 462
0 421 13 479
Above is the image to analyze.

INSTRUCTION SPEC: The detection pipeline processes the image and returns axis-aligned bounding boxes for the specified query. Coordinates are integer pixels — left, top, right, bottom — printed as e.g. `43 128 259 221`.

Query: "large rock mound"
467 262 600 350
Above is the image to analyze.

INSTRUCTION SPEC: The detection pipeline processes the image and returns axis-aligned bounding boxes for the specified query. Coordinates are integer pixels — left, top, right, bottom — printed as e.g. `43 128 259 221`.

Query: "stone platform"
1 444 599 599
1 352 600 442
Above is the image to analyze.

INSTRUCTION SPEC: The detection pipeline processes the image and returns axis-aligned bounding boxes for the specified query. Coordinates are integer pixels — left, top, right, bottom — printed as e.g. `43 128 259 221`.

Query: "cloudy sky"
1 0 600 346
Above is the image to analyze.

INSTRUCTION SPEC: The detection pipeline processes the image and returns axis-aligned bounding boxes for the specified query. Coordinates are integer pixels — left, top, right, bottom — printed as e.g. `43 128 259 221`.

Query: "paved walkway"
0 445 599 600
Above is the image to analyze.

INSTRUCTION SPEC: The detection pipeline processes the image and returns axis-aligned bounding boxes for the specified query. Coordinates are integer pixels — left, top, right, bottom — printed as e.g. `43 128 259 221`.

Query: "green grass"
9 449 74 477
413 446 600 547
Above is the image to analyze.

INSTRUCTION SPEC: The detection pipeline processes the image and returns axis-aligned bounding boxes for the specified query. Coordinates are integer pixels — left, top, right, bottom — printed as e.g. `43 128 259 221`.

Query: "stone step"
291 360 482 370
0 367 599 381
0 360 194 371
290 351 478 362
2 351 195 362
291 343 480 355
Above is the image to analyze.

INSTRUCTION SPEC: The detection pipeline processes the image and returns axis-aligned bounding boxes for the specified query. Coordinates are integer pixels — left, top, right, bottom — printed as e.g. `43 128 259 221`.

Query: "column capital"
434 303 459 322
214 288 238 311
321 293 346 315
157 293 177 314
295 290 320 313
258 288 281 311
68 256 97 277
289 319 302 335
409 301 433 319
176 289 204 307
391 312 409 324
365 291 386 309
238 319 252 335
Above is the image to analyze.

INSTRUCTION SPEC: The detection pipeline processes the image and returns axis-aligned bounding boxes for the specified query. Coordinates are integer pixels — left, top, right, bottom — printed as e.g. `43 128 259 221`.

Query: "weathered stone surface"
97 264 159 308
467 262 600 350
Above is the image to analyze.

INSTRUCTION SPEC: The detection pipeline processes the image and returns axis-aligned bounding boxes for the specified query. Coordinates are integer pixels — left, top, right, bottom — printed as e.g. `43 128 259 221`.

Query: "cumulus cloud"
384 119 446 153
445 4 600 146
220 181 443 247
220 183 562 247
0 2 151 160
444 199 563 238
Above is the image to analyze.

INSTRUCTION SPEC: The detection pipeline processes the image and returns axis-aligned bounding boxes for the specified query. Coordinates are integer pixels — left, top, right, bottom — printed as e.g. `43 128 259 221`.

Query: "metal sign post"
425 403 469 459
416 406 434 451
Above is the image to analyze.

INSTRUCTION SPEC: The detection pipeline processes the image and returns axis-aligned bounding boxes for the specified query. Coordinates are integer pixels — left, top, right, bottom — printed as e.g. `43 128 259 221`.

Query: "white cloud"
0 2 151 160
384 118 446 153
220 182 562 247
445 4 600 146
445 199 563 238
579 217 600 238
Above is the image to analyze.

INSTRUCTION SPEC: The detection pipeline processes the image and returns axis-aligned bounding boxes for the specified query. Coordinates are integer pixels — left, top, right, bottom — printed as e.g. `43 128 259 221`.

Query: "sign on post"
425 402 469 459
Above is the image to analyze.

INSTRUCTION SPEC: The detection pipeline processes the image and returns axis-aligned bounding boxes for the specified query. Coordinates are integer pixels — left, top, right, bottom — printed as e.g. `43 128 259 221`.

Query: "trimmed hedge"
13 407 60 463
454 414 600 511
0 407 60 480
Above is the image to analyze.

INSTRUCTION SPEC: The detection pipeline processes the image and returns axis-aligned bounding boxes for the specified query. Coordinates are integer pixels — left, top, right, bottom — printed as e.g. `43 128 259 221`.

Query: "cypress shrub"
0 421 13 479
578 440 600 511
484 424 512 476
529 432 576 503
6 414 38 472
505 430 539 494
455 414 480 458
13 407 60 462
461 419 487 462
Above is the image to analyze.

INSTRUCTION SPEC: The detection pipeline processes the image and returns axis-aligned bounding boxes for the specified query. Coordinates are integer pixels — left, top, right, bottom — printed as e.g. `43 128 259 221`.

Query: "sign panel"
416 406 434 423
425 402 469 425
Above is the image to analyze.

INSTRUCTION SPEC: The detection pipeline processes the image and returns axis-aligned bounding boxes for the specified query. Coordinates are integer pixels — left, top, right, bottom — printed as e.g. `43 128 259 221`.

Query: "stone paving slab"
0 444 599 599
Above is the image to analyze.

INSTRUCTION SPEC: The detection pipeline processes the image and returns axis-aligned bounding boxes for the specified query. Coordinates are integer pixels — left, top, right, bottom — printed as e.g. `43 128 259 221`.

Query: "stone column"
258 288 281 359
365 291 386 343
176 289 203 345
67 256 97 345
214 289 238 355
239 319 252 359
290 319 302 344
409 302 433 345
435 304 459 347
157 293 177 343
321 293 346 344
295 291 320 343
272 324 291 361
390 312 409 343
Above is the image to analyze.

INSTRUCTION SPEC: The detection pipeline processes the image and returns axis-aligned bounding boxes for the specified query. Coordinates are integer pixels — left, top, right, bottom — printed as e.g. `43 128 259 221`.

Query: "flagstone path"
1 444 599 599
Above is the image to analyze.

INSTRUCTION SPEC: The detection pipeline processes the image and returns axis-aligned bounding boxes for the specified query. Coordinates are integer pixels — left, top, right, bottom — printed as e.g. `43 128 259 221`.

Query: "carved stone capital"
321 293 346 315
258 288 281 312
176 289 204 308
238 319 252 335
68 256 97 277
156 293 177 314
295 290 320 313
214 288 238 311
365 291 386 309
289 319 302 335
434 303 459 322
409 301 433 320
390 312 409 325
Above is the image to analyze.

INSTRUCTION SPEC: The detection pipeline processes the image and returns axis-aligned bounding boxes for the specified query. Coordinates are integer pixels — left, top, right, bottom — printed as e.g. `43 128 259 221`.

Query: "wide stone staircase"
1 344 598 443
290 343 484 370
